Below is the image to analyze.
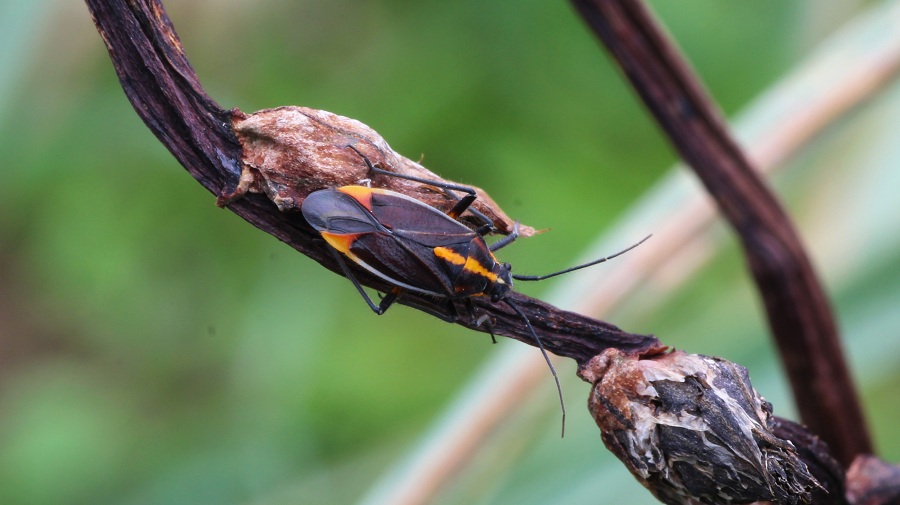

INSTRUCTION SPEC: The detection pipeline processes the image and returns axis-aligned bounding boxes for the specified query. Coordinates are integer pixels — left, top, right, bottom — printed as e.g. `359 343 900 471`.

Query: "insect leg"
504 298 566 437
445 196 494 234
479 318 498 344
345 145 495 231
470 300 498 344
346 145 478 199
488 221 520 252
474 224 493 237
377 287 402 314
400 297 462 324
324 244 465 322
325 245 398 315
445 194 478 221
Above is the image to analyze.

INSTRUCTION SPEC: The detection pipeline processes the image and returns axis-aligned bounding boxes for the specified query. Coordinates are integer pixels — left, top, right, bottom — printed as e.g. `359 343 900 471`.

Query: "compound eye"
504 262 512 271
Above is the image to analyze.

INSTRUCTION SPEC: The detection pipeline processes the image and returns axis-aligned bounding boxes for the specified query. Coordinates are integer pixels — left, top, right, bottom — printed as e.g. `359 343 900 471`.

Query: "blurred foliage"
1 0 898 504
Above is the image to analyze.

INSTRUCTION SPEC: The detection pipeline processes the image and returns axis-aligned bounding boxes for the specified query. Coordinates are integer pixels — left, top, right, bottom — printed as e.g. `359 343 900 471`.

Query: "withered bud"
222 106 531 236
579 349 822 505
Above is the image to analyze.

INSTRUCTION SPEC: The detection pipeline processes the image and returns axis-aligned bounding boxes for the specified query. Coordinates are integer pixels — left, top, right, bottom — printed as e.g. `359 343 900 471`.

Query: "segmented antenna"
504 298 566 437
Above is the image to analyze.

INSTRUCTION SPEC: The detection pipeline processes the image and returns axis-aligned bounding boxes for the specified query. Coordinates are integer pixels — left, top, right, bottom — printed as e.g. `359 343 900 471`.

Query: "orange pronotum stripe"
434 247 499 283
434 246 466 265
464 256 499 282
337 186 374 210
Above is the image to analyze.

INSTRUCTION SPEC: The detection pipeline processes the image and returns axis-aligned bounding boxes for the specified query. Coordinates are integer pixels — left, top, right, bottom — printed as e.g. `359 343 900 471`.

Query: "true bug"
302 146 648 434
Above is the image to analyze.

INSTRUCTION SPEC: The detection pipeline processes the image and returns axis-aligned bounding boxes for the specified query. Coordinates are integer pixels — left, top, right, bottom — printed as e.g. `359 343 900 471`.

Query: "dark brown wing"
303 186 481 298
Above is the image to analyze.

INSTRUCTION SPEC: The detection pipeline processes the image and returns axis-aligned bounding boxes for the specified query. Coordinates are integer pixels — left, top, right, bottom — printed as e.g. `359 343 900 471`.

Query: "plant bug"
302 146 649 435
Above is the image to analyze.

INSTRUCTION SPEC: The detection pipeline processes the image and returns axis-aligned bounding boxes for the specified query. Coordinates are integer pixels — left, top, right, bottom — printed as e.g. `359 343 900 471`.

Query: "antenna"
504 298 566 437
513 235 651 282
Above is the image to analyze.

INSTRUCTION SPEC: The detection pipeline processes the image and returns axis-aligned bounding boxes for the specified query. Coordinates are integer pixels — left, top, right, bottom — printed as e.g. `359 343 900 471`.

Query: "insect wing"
359 188 484 296
303 186 462 297
346 231 457 297
302 188 386 235
364 188 477 247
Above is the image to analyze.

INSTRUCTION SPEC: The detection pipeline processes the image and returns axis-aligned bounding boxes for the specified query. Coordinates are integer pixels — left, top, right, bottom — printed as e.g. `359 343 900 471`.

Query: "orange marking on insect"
434 246 466 266
321 232 359 255
463 256 499 282
435 247 499 282
338 186 374 210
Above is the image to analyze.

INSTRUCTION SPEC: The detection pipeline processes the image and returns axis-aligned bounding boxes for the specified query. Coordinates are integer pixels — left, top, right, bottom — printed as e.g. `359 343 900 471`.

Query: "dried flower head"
580 349 822 505
223 106 531 236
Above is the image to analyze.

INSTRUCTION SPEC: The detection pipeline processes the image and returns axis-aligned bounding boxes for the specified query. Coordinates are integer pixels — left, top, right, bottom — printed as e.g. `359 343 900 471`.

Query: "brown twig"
568 0 872 466
87 0 900 502
84 0 661 365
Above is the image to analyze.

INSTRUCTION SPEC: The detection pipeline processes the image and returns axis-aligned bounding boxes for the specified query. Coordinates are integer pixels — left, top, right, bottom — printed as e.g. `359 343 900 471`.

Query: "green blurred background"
2 0 899 504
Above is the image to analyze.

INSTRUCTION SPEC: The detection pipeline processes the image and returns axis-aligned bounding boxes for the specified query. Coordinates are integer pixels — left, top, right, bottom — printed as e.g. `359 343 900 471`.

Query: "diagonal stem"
84 0 661 366
569 0 872 465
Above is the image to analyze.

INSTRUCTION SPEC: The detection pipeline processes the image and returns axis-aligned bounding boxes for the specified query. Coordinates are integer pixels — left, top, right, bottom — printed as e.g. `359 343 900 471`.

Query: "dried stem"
84 0 661 365
86 0 900 502
369 8 900 495
569 0 872 466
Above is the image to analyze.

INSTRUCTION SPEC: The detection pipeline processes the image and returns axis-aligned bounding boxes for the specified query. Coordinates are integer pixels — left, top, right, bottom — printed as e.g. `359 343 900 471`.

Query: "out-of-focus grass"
1 1 896 504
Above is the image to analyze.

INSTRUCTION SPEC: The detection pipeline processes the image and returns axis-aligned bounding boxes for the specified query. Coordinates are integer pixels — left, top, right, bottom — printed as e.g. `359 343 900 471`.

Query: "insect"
302 146 649 435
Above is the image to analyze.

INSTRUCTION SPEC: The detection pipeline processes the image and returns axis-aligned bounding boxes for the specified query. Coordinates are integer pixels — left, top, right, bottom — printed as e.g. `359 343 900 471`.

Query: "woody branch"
84 0 660 363
569 0 871 467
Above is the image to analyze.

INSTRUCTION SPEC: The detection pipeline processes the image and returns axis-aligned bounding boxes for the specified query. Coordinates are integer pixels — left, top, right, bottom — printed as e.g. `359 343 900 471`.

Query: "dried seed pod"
580 349 823 505
768 416 846 504
223 106 531 236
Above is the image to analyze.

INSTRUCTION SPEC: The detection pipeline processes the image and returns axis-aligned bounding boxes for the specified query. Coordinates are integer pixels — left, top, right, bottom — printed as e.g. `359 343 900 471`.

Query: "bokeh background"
2 0 899 504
